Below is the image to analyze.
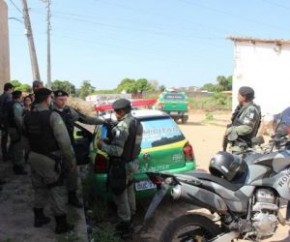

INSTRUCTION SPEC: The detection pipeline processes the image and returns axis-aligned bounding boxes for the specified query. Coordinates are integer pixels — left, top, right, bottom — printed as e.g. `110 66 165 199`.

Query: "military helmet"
209 151 246 181
112 98 131 112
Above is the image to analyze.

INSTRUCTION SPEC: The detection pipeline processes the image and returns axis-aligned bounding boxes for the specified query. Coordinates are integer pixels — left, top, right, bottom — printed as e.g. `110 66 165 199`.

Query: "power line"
180 0 290 33
262 0 290 11
8 0 22 14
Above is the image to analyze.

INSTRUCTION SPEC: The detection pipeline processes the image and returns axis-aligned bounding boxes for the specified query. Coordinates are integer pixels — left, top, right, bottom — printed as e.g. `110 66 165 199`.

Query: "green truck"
156 89 189 123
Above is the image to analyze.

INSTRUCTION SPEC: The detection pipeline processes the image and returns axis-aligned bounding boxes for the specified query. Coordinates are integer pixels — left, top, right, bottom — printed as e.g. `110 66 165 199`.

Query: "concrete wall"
232 41 290 116
0 0 10 88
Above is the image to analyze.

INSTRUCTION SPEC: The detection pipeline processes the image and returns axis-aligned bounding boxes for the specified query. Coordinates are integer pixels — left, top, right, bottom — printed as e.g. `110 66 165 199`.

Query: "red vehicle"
95 98 156 113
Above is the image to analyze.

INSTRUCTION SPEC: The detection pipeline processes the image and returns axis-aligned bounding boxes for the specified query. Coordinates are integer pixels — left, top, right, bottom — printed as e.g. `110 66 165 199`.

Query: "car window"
163 93 185 101
140 117 185 148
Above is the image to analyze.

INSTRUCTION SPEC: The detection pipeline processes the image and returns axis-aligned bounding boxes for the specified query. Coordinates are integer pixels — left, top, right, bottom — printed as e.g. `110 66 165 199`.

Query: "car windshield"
140 117 185 148
164 93 185 101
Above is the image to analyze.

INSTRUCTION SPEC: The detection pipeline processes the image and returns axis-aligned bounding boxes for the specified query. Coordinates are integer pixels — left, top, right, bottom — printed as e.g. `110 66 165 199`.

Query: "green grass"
189 93 231 112
82 168 122 242
205 112 214 121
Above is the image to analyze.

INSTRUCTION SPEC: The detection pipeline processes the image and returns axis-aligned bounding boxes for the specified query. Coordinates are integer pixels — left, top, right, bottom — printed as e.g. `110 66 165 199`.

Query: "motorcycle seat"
186 172 244 191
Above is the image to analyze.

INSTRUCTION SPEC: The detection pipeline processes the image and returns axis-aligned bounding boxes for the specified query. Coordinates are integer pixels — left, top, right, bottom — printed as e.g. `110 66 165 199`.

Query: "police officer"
0 82 14 161
52 90 104 208
24 88 75 233
97 98 143 239
225 86 261 153
6 90 27 174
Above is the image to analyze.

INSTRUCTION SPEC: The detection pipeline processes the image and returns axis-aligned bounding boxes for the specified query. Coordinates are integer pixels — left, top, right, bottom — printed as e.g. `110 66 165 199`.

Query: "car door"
73 122 93 165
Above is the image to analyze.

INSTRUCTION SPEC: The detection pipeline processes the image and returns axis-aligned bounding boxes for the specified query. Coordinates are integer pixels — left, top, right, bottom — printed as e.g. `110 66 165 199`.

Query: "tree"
202 75 232 92
116 78 138 93
136 78 153 93
20 84 32 93
216 75 232 91
202 83 216 92
149 80 159 91
11 80 22 90
159 85 166 92
51 80 76 95
77 80 95 99
11 80 32 93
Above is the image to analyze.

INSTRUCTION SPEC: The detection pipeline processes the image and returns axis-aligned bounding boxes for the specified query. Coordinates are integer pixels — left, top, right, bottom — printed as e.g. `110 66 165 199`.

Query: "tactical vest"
24 110 59 155
53 107 74 143
6 100 17 128
232 103 261 147
121 117 143 162
0 93 10 126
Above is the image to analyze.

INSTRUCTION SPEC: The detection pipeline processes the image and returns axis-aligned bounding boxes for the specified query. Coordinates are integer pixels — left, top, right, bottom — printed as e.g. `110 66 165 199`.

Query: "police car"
90 109 196 199
155 89 189 123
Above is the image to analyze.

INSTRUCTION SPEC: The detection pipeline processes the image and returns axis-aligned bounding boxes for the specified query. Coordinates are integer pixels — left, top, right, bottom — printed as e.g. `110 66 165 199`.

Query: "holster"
107 157 127 195
47 153 63 173
46 153 66 189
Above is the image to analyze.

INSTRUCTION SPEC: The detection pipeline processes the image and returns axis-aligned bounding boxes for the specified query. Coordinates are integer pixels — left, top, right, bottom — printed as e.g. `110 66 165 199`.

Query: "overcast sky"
6 0 290 89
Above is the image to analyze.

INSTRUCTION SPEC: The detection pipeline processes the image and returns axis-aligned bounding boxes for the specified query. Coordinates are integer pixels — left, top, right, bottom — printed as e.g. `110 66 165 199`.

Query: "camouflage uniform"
102 112 140 222
0 92 12 160
227 102 261 153
52 104 103 206
25 103 76 216
7 100 25 170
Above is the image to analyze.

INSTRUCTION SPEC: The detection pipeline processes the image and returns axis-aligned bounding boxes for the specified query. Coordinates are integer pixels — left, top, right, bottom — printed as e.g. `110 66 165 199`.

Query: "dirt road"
0 162 87 242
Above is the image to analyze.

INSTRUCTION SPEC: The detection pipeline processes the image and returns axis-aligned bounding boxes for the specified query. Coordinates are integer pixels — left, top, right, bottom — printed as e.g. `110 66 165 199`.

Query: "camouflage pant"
8 128 24 166
28 151 66 216
66 167 78 192
113 159 139 222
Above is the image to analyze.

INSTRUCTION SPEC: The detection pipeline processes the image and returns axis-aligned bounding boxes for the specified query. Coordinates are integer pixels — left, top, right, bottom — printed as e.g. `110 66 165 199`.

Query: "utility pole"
21 0 41 82
42 0 51 88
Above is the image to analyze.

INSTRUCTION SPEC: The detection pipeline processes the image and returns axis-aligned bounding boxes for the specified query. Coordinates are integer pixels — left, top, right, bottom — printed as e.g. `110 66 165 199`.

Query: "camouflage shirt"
12 101 24 130
102 113 132 158
227 102 261 147
52 103 104 125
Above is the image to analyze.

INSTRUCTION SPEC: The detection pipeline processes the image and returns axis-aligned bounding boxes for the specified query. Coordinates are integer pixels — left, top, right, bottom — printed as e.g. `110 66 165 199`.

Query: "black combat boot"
68 191 83 208
13 165 28 175
33 208 51 227
55 214 74 234
115 221 134 239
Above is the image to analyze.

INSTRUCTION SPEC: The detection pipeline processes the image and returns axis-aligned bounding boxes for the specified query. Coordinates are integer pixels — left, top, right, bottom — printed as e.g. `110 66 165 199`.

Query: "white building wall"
232 41 290 116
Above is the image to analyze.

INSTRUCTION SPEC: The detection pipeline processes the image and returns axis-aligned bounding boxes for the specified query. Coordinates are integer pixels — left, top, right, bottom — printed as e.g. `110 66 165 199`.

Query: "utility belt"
30 150 62 168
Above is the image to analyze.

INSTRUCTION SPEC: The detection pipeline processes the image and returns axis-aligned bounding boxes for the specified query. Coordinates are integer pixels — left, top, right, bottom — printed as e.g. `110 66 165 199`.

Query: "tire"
139 199 199 242
181 116 188 124
160 213 221 242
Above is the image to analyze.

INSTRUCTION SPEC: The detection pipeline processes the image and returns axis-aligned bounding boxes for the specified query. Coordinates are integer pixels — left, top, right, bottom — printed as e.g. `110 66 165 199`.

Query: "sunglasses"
114 109 123 114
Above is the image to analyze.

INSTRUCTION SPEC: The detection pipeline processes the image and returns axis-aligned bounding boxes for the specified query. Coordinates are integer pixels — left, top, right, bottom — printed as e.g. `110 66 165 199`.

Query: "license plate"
170 112 179 115
135 180 157 191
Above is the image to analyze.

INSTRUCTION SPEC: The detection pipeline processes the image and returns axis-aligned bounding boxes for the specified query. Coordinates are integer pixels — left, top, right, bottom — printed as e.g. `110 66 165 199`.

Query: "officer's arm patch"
115 129 121 138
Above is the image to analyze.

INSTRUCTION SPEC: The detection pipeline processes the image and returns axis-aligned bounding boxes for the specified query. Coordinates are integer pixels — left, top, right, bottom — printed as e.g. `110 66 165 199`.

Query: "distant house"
228 36 290 117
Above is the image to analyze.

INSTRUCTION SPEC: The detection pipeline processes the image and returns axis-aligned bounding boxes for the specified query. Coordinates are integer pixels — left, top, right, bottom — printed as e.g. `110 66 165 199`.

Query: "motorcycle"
144 126 290 242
